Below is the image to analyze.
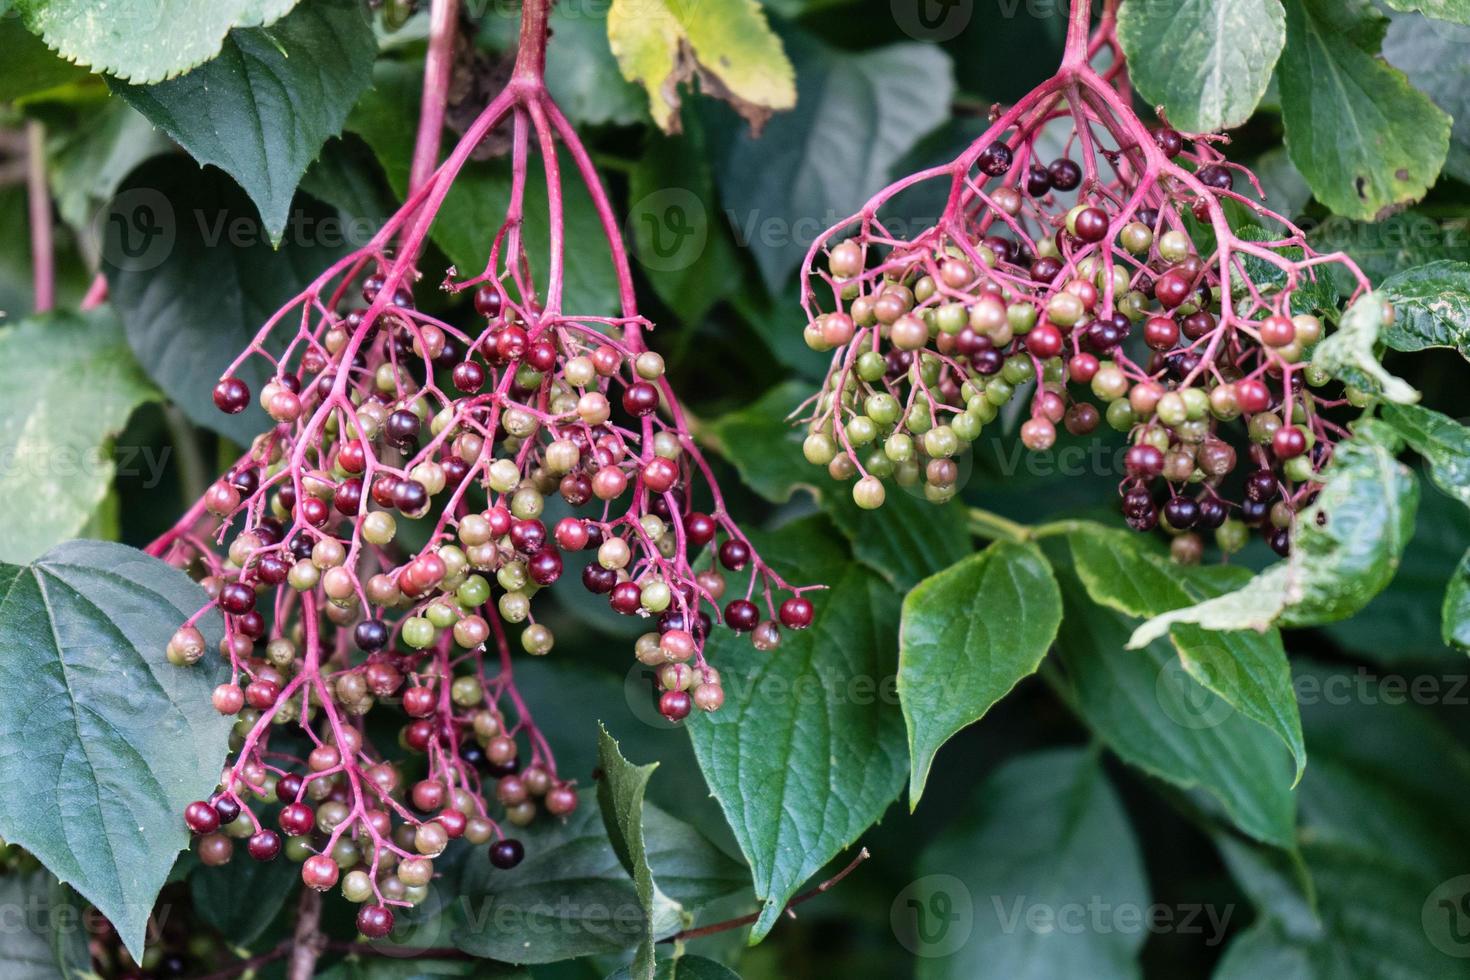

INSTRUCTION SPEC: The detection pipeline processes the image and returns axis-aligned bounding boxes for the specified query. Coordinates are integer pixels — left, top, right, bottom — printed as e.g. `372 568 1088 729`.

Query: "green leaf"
607 0 794 133
912 748 1148 978
1217 668 1470 976
702 381 813 505
1311 290 1419 403
0 17 89 103
454 792 745 962
1383 14 1470 186
628 114 741 325
190 848 299 945
1067 526 1305 782
826 492 973 593
319 961 526 980
14 0 300 83
1294 663 1470 878
1051 569 1297 848
605 956 742 980
1130 426 1419 645
0 540 232 959
899 541 1061 805
1379 259 1470 361
113 0 376 245
349 61 619 316
1380 404 1470 507
710 31 953 289
687 515 905 942
0 309 160 564
0 870 92 980
597 724 666 980
298 134 398 228
1380 0 1470 23
1278 0 1450 220
1216 843 1470 979
1447 548 1470 650
48 99 173 237
1117 0 1284 133
103 155 350 445
1320 488 1470 662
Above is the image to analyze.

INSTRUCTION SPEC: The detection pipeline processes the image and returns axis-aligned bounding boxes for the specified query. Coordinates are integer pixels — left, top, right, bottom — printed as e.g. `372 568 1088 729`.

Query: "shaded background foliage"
2 0 1470 978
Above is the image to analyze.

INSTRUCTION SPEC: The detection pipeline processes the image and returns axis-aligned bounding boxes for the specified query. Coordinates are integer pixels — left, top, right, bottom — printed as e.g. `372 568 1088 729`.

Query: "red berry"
1273 426 1307 459
357 904 394 939
779 596 814 629
622 382 659 416
1026 324 1063 358
185 801 220 834
610 581 643 615
213 377 250 414
1067 354 1099 383
1144 316 1179 351
724 599 759 632
685 512 716 546
247 830 281 861
554 518 589 550
279 802 314 836
1236 379 1271 414
659 690 692 722
302 854 339 890
719 539 750 571
245 679 280 710
642 457 679 493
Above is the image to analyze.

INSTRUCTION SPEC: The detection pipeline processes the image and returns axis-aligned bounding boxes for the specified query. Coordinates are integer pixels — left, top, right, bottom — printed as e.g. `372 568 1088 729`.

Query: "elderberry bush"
3 0 1470 977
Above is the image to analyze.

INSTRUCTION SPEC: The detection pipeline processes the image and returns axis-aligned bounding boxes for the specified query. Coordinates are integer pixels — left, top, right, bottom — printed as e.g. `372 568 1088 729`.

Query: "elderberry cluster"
798 43 1375 565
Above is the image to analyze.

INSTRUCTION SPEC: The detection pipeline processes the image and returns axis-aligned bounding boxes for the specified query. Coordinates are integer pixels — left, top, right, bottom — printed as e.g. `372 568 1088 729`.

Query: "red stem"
26 121 53 314
408 0 460 196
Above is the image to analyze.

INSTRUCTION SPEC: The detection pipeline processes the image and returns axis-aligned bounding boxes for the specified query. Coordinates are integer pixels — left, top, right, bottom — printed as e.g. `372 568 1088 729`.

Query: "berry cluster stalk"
153 0 815 937
797 0 1376 561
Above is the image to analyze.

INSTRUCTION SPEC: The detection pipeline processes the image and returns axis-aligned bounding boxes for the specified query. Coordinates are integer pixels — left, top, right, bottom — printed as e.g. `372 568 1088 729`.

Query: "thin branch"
662 848 871 943
286 888 327 980
408 0 459 196
26 121 53 313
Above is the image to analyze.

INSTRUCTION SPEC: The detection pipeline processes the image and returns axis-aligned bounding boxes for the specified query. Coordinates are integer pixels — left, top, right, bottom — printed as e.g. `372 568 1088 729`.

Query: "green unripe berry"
1008 303 1037 334
885 432 914 462
1105 399 1136 432
852 476 886 510
402 617 436 649
847 415 878 446
866 392 900 425
924 425 959 458
1002 354 1033 385
457 575 491 608
856 351 886 382
804 432 837 466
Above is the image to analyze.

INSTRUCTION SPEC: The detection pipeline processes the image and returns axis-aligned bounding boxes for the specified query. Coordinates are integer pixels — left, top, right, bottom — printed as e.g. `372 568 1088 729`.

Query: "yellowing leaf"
607 0 795 133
